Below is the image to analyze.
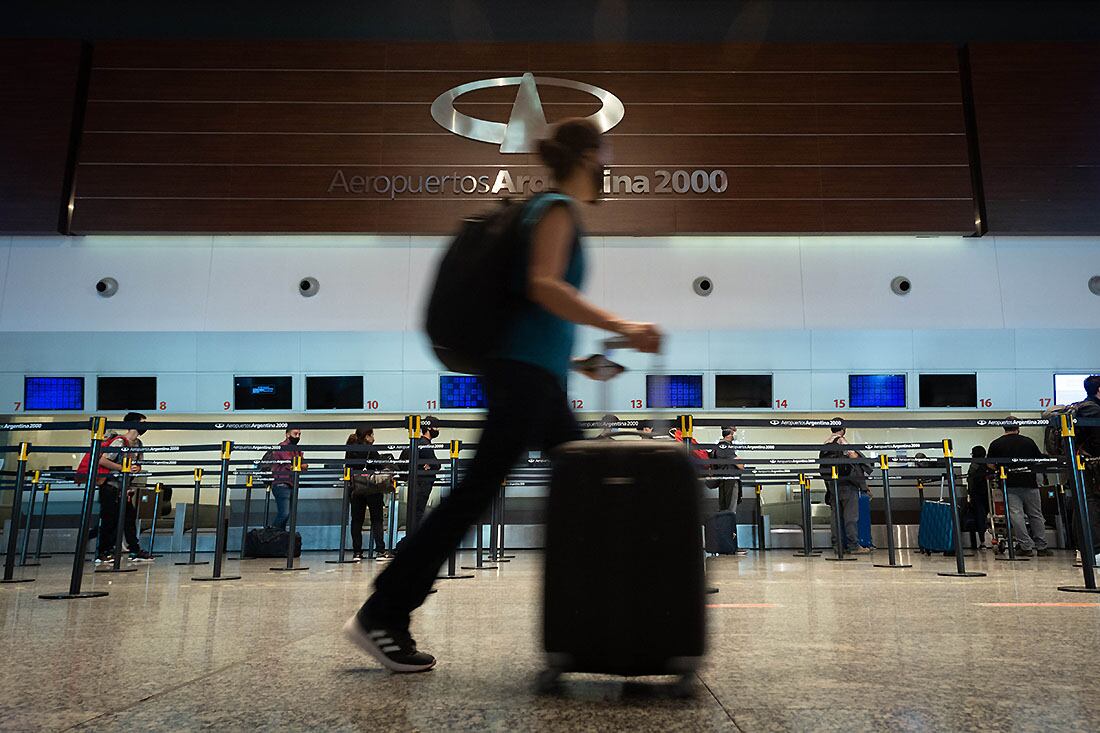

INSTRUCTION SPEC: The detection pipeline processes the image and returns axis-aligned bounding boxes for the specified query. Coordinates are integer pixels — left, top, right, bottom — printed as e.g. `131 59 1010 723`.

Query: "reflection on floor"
1 549 1099 731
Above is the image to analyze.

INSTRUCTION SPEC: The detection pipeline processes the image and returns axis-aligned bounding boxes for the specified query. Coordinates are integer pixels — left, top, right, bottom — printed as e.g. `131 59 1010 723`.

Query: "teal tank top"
497 193 586 383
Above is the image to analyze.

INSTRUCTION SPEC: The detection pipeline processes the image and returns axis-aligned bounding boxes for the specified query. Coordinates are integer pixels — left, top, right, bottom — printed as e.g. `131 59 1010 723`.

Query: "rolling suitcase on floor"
918 501 955 554
540 439 705 695
705 510 739 554
858 492 874 548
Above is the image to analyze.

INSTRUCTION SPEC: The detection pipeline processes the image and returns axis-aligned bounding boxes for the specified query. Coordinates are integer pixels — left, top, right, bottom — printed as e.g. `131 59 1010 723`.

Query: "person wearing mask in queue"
966 445 993 549
268 426 305 532
346 427 391 561
94 412 153 563
344 118 662 673
819 422 871 555
398 416 441 534
637 419 655 438
598 413 619 439
987 418 1050 557
711 426 747 556
1073 375 1100 566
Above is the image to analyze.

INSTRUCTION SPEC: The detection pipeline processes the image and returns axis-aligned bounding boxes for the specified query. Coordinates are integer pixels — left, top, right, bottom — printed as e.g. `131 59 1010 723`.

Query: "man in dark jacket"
711 426 748 556
987 418 1049 557
1073 375 1100 565
819 423 870 555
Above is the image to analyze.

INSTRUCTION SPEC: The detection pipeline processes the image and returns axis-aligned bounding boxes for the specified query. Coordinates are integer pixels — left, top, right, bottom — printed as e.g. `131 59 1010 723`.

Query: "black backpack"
1042 403 1081 456
425 193 567 374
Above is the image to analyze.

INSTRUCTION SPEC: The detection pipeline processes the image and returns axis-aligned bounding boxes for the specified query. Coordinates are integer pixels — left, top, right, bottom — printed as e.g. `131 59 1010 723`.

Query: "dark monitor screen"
918 374 977 408
306 376 363 410
24 377 84 411
646 375 703 409
848 374 906 408
715 374 772 409
440 375 486 409
97 376 157 411
234 376 293 410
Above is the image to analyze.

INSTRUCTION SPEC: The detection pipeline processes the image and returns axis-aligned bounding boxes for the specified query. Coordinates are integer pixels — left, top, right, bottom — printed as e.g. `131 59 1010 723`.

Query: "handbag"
351 470 393 498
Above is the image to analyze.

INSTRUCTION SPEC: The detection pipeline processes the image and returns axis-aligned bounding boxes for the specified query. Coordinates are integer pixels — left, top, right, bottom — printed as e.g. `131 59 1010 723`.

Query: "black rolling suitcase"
244 527 302 558
540 439 706 694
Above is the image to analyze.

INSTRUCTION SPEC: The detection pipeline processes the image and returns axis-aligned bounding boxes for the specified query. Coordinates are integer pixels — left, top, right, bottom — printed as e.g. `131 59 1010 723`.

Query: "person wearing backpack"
819 423 870 555
1073 375 1100 565
79 412 152 563
345 118 662 673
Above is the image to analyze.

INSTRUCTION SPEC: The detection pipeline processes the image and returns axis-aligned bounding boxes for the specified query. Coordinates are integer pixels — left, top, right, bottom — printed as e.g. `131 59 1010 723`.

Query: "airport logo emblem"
431 73 625 153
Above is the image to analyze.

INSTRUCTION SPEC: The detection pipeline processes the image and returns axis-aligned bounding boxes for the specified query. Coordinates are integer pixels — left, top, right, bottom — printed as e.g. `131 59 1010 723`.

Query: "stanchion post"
497 483 514 560
873 455 911 569
462 473 497 571
1058 415 1099 593
996 466 1028 562
263 483 271 527
2 443 34 583
40 417 111 599
438 440 474 580
793 474 821 558
825 466 856 562
326 467 358 564
195 441 240 582
272 455 308 572
404 415 421 539
917 479 926 504
148 483 163 557
938 439 986 578
19 470 41 566
32 483 51 563
228 474 253 560
97 457 138 574
176 468 209 566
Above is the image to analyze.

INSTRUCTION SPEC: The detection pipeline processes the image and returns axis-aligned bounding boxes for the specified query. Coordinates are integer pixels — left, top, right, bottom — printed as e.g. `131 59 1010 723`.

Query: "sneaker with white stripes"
342 615 436 673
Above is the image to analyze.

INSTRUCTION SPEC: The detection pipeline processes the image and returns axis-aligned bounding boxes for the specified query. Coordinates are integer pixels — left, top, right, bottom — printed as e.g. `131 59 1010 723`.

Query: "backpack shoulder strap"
521 192 576 232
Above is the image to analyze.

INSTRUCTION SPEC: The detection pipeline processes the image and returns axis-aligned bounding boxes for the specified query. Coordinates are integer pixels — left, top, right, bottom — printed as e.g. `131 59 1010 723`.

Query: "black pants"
718 479 741 512
1070 466 1100 556
350 491 386 554
97 481 140 557
361 360 579 629
409 478 435 531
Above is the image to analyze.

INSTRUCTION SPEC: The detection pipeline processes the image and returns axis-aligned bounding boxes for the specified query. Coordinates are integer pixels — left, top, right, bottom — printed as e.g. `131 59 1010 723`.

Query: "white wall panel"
363 372 405 414
0 237 11 314
996 237 1099 329
810 372 850 412
196 332 300 373
196 373 233 413
975 371 1016 411
149 373 197 414
1016 370 1057 410
299 332 404 372
811 330 914 371
912 330 1015 370
800 236 1003 330
709 330 811 370
1014 329 1100 370
1 236 213 332
600 236 804 329
772 371 812 411
403 372 439 413
87 333 199 373
0 373 22 414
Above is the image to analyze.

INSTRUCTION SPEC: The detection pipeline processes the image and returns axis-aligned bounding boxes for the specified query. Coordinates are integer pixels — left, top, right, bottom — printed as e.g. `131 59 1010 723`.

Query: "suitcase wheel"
535 668 563 695
671 673 697 699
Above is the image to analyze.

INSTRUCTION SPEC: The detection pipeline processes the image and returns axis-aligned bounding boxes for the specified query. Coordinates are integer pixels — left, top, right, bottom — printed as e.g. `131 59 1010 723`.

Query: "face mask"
288 435 300 445
137 428 147 437
428 428 440 440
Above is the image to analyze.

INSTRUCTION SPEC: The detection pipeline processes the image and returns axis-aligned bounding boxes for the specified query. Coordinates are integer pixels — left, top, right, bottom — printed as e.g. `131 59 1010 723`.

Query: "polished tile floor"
1 548 1098 732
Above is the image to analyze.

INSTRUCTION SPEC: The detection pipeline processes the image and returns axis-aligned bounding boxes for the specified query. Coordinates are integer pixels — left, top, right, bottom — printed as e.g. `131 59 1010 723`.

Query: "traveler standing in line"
93 412 153 563
987 418 1050 557
637 419 655 438
268 426 304 531
819 423 871 555
1073 375 1100 565
346 427 390 561
398 416 441 531
966 445 993 549
344 118 662 673
711 426 747 556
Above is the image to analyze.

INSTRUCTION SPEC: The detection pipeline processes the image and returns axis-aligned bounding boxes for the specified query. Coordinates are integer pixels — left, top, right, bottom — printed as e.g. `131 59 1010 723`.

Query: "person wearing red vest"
88 412 150 563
